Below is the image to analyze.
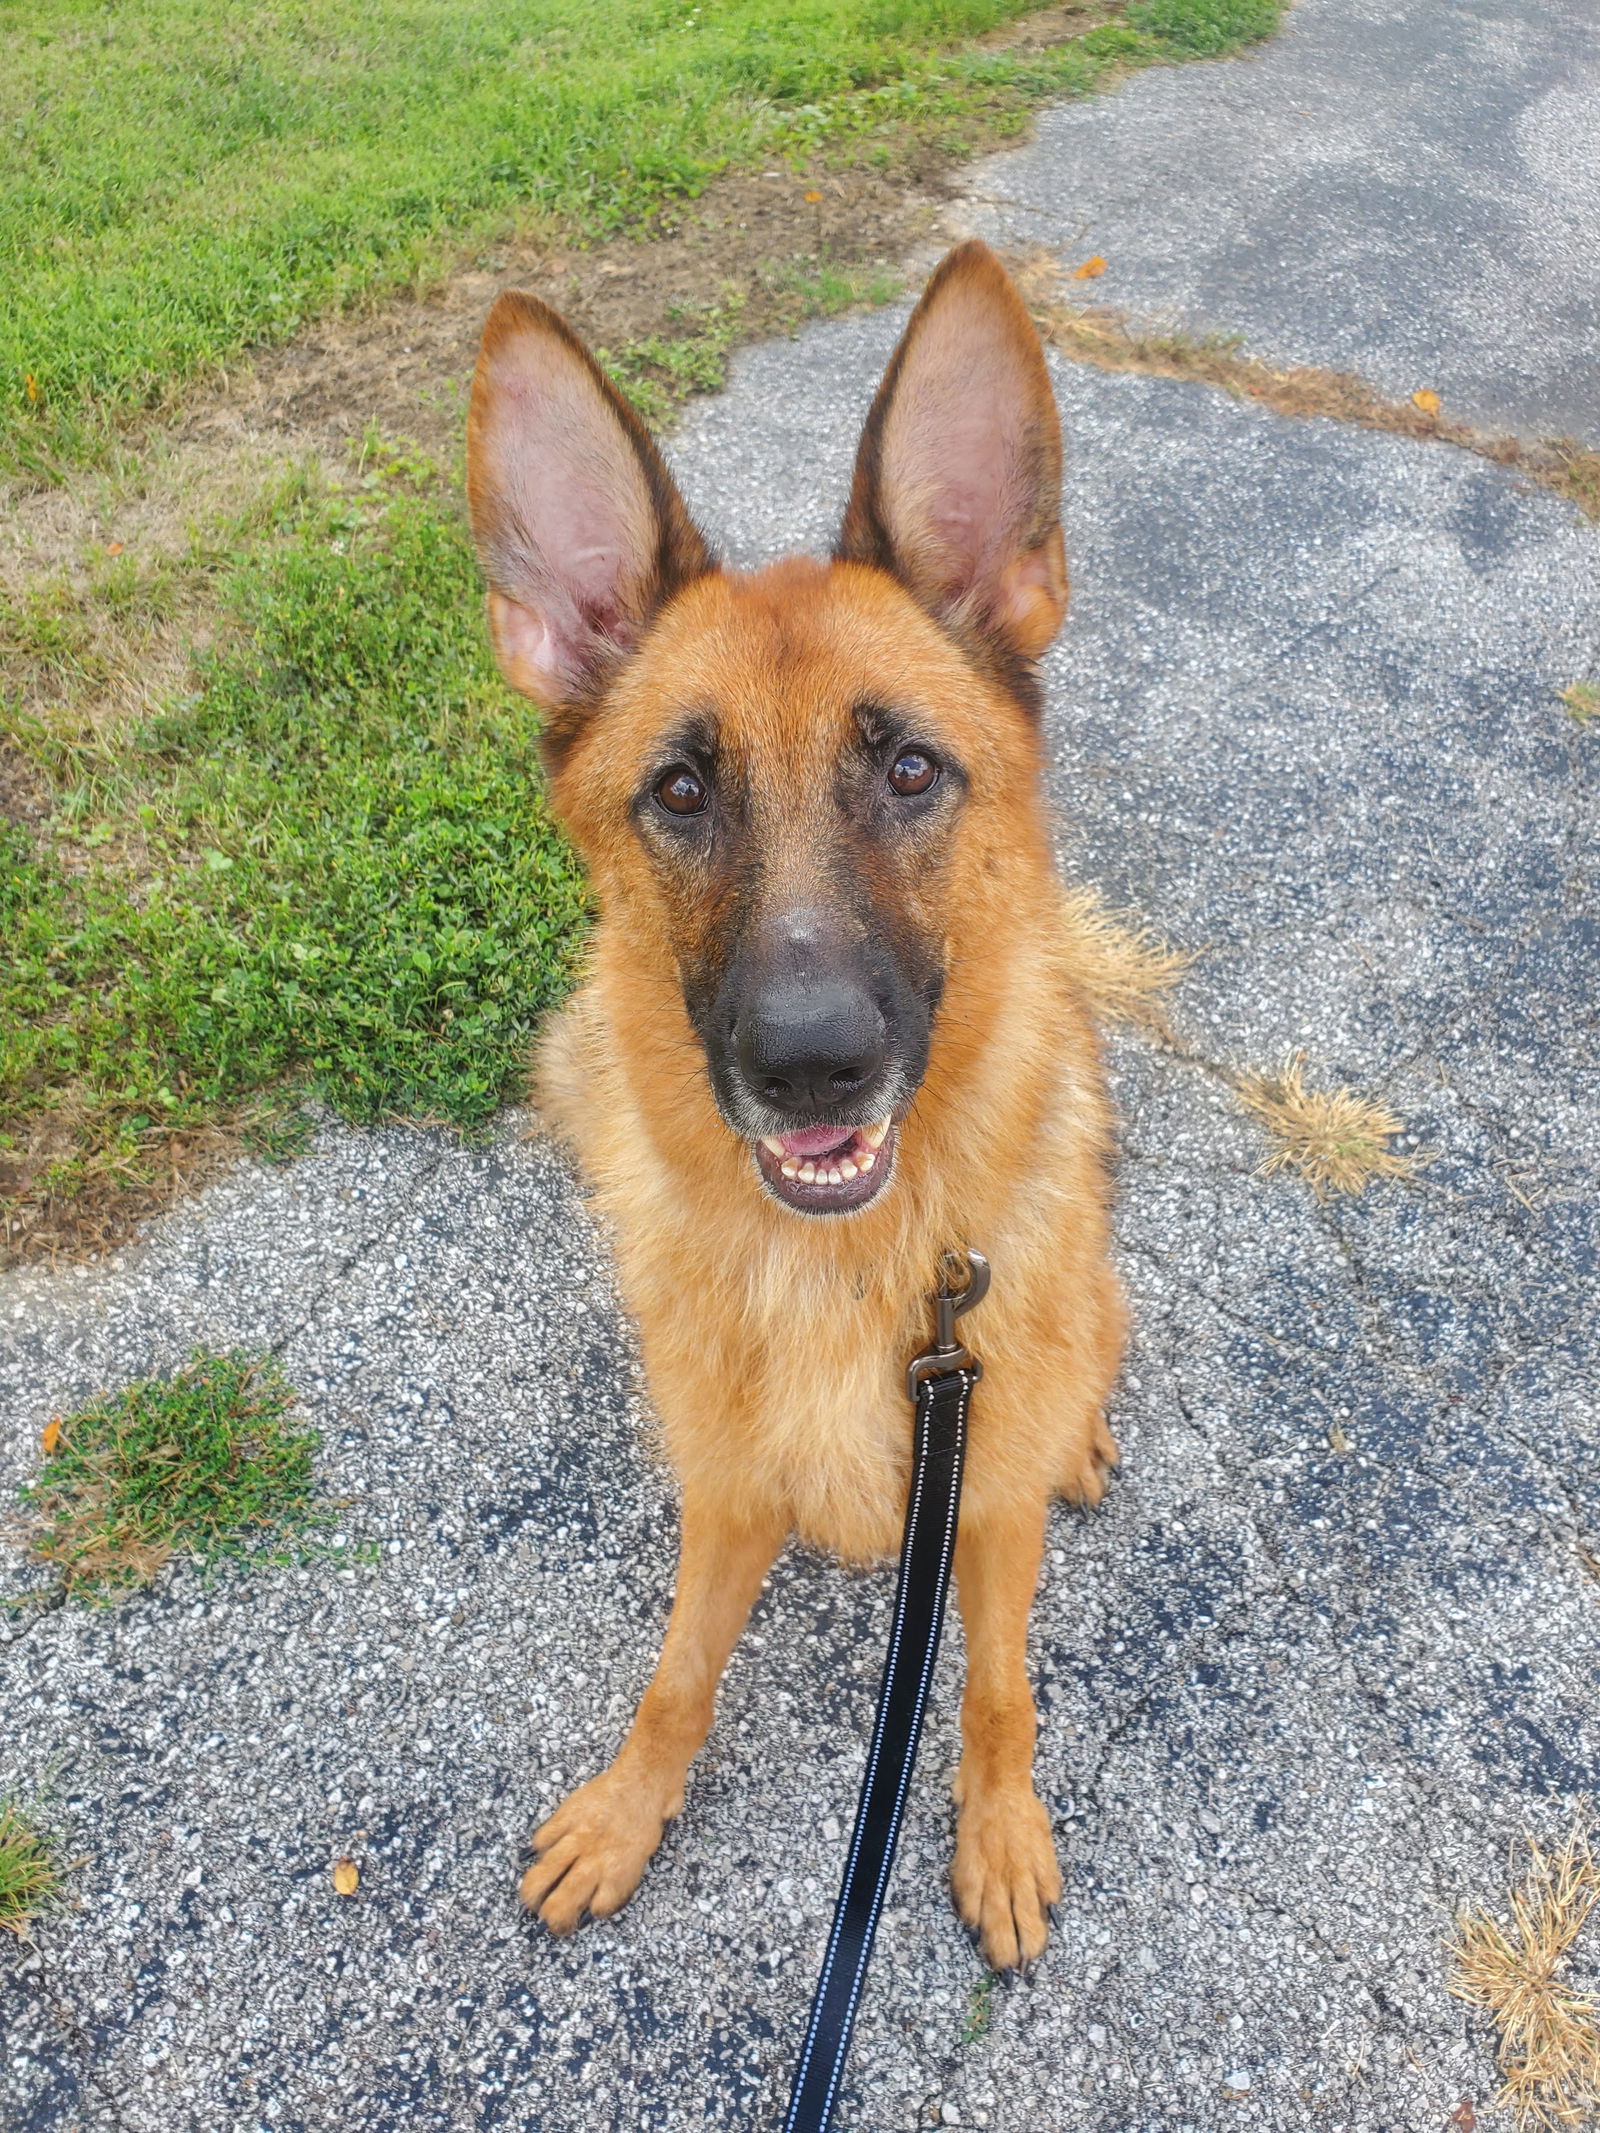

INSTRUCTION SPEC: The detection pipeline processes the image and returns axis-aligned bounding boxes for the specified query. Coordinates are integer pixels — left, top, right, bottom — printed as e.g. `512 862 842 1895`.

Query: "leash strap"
781 1361 974 2133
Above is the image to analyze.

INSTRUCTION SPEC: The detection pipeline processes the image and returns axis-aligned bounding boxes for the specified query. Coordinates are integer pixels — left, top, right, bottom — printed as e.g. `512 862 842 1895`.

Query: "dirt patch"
192 164 939 471
0 1109 282 1274
979 0 1115 48
1014 258 1600 519
0 737 52 830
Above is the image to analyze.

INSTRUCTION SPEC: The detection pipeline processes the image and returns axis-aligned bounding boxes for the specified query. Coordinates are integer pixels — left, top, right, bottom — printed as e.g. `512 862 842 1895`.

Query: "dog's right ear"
467 292 714 739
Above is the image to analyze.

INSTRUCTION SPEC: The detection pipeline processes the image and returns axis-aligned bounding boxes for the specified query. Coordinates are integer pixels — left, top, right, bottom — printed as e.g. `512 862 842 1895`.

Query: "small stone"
941 2106 961 2126
821 1816 841 1842
1224 2069 1252 2093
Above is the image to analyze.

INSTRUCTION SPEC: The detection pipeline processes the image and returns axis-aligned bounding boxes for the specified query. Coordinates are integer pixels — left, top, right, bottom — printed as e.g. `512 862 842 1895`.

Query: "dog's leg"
950 1496 1062 1969
520 1492 786 1933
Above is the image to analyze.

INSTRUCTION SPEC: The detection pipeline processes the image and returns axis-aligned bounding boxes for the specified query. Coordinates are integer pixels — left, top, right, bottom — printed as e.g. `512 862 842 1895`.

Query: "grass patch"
19 1349 334 1598
1450 1819 1600 2132
4 0 1283 474
1235 1052 1427 1200
1559 681 1599 730
0 1801 61 1940
2 445 588 1262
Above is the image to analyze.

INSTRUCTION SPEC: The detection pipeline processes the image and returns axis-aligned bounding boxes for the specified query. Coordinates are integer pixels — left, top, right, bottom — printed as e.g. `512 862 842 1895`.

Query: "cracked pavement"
3 0 1598 2126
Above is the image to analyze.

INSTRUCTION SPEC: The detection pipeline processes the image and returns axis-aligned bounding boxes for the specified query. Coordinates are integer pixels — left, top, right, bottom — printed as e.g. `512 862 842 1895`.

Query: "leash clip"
905 1248 990 1400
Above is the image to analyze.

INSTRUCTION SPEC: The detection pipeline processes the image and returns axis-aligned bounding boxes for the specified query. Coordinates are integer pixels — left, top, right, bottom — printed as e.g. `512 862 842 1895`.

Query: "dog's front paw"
1059 1412 1119 1508
519 1768 673 1934
951 1786 1062 1969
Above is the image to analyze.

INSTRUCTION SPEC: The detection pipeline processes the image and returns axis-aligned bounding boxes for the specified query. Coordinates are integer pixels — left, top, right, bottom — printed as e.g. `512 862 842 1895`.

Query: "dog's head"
467 242 1067 1218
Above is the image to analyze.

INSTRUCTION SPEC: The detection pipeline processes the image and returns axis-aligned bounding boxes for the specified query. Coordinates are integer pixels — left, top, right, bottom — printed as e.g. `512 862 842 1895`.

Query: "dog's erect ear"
837 242 1066 665
467 291 714 720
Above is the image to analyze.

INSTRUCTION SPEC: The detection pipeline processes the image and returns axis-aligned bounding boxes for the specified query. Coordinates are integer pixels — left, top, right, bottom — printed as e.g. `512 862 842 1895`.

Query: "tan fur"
470 244 1126 1970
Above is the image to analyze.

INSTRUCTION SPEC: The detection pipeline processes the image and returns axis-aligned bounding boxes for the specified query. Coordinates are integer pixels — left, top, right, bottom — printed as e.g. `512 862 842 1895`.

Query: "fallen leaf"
105 541 124 557
25 374 40 404
1073 255 1107 279
804 190 822 204
1449 2100 1476 2132
42 1418 62 1453
332 1857 359 1896
1412 388 1441 414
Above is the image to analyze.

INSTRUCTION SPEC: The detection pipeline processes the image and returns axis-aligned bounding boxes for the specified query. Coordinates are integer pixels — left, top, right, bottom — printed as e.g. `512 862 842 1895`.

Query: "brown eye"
656 765 708 815
888 749 938 797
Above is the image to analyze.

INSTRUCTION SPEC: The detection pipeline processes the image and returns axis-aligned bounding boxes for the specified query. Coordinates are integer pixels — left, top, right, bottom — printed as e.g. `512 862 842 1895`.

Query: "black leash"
781 1249 990 2133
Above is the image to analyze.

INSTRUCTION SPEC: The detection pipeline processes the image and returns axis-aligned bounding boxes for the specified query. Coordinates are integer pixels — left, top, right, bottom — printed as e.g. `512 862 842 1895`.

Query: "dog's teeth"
839 1160 858 1180
856 1150 876 1173
826 1168 843 1185
781 1159 800 1178
861 1118 890 1149
798 1163 817 1183
761 1136 787 1157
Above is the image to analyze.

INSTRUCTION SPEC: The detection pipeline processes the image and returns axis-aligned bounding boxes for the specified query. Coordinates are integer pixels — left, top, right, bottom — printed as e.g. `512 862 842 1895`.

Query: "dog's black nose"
736 979 887 1113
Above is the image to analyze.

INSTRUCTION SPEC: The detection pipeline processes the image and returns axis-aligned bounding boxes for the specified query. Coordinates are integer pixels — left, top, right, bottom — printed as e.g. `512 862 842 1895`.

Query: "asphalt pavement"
3 0 1597 2127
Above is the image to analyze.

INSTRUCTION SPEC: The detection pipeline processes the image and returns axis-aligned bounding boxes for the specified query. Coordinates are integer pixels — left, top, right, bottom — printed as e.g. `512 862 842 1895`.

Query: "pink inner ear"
474 337 657 698
487 588 570 700
874 287 1057 630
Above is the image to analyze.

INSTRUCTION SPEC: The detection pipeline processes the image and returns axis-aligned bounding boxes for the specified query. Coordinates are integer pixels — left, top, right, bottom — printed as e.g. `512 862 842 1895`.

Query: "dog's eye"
656 766 708 816
887 750 938 797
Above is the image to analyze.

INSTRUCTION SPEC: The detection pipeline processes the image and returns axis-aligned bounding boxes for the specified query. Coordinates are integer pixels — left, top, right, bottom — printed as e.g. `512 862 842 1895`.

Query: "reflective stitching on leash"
813 1370 968 2129
784 1249 988 2133
781 1387 935 2126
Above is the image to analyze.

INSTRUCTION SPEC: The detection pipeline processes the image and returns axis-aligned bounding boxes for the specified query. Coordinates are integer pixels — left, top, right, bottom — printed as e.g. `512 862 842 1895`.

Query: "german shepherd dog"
466 241 1125 1970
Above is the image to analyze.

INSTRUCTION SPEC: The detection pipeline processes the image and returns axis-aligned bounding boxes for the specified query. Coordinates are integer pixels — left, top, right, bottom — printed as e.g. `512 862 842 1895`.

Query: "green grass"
20 1348 335 1597
4 0 1280 473
960 1971 998 2044
0 1801 62 1939
1559 681 1599 729
2 445 588 1248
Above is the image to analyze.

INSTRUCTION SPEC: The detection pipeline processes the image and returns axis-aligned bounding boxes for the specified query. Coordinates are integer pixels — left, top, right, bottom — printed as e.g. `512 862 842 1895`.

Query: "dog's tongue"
776 1124 857 1159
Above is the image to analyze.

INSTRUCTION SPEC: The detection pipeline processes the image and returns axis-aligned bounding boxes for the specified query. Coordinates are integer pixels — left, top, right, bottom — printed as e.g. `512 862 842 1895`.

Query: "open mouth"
751 1116 896 1214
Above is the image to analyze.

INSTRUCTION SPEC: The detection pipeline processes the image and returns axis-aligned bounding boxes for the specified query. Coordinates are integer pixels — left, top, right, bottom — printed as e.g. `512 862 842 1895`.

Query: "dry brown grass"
1059 885 1191 1035
1559 683 1600 731
1234 1052 1426 1200
1013 258 1600 522
1450 1820 1600 2131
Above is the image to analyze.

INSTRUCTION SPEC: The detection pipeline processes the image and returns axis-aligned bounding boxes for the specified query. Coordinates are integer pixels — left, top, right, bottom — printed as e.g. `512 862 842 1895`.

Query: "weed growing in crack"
1559 682 1599 730
960 1971 998 2045
1450 1817 1600 2132
1235 1053 1427 1200
0 1801 61 1940
19 1349 343 1600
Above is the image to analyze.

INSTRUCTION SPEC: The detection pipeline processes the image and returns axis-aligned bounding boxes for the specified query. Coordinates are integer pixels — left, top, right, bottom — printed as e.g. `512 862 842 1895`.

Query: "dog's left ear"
837 241 1066 664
